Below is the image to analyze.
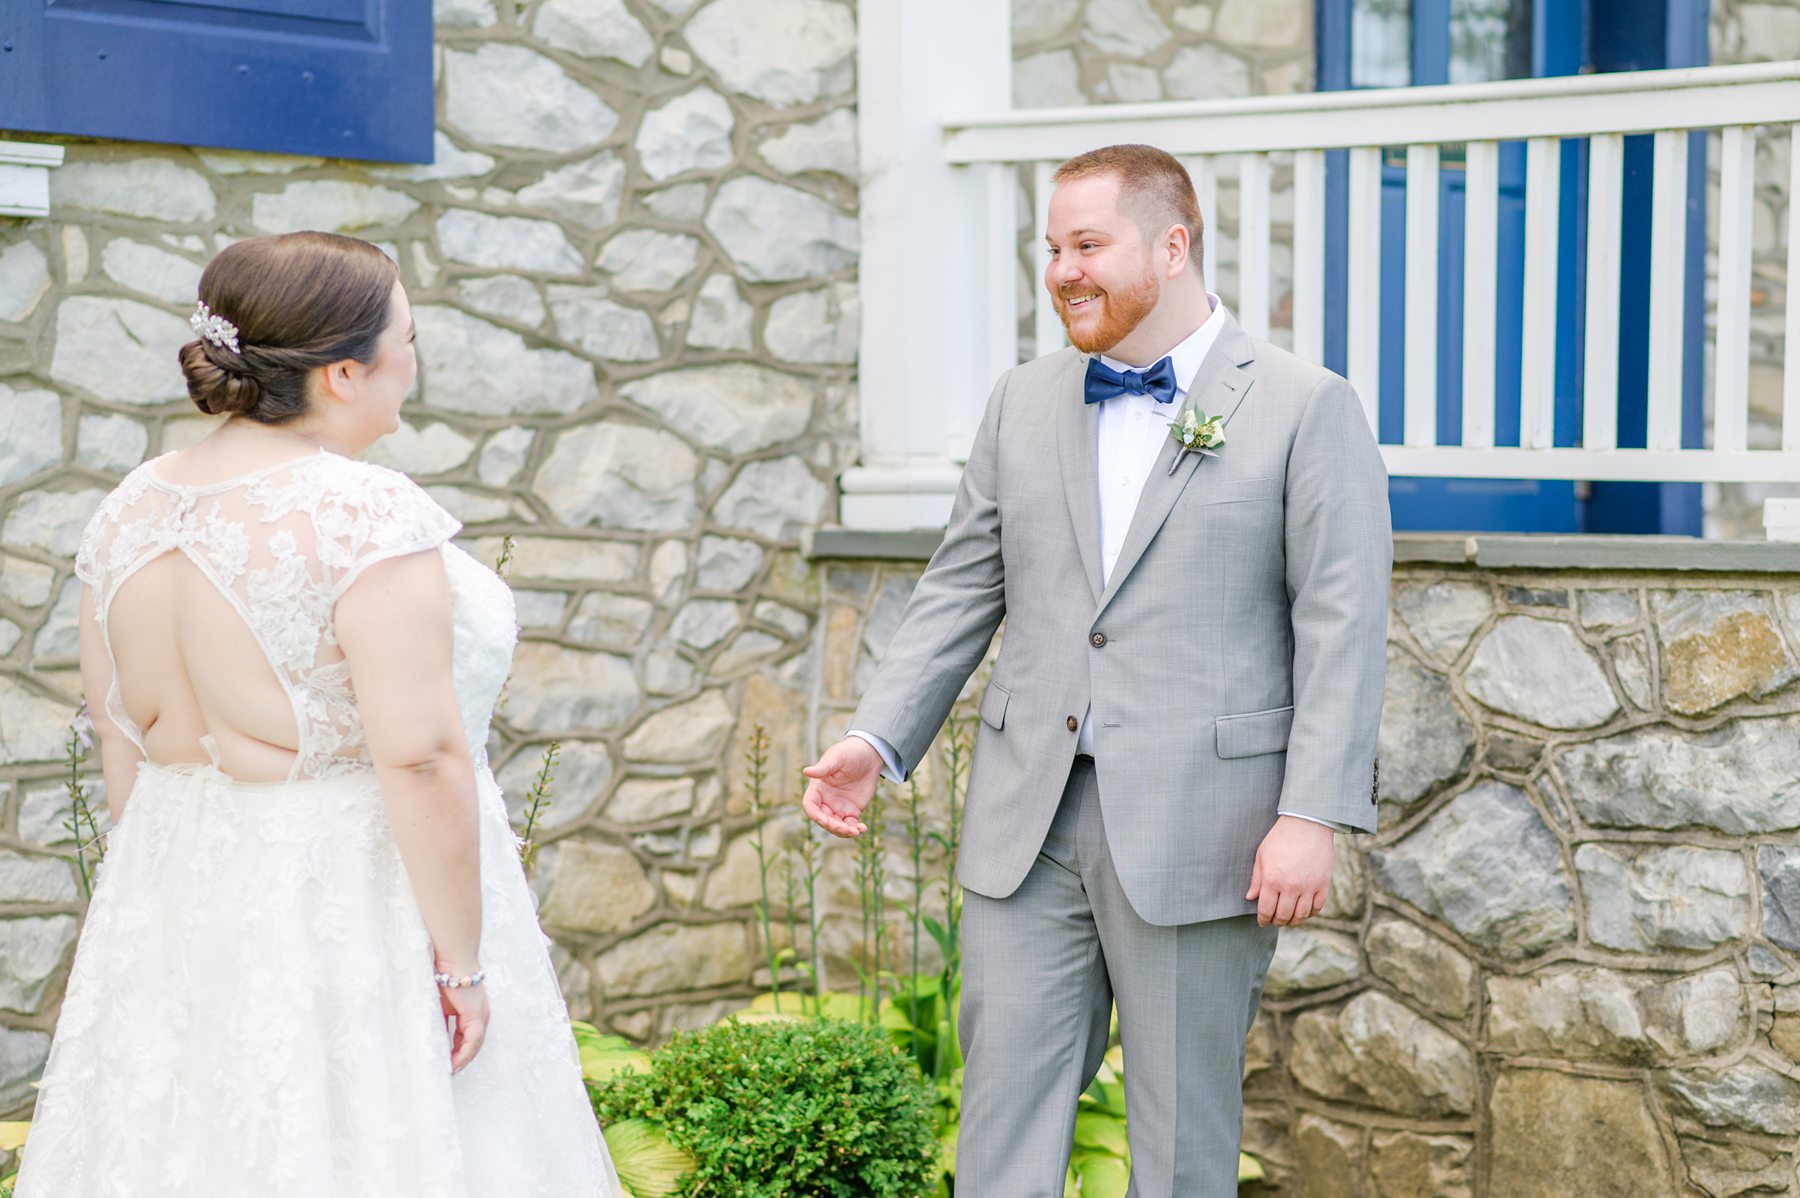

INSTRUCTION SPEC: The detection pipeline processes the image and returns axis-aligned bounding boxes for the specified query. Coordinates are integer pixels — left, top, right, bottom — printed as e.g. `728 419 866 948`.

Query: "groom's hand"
801 737 884 838
1246 815 1335 927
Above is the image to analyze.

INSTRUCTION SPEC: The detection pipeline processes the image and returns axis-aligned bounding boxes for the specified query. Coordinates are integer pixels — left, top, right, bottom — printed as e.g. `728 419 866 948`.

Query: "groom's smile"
1044 172 1181 360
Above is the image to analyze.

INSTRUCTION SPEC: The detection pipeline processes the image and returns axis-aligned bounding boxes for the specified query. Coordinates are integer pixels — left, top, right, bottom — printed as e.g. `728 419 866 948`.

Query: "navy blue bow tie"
1083 355 1178 405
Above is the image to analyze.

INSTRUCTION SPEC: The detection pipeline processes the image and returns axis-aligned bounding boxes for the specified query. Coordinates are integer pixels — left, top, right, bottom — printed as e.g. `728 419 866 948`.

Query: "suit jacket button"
1091 631 1106 648
1066 715 1079 732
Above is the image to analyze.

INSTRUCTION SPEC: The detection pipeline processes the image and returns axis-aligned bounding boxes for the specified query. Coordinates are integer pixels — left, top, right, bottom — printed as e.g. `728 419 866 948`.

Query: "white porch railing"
843 50 1800 529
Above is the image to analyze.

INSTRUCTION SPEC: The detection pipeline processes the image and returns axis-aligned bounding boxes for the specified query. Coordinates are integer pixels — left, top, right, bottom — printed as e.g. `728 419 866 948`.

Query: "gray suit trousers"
957 758 1278 1198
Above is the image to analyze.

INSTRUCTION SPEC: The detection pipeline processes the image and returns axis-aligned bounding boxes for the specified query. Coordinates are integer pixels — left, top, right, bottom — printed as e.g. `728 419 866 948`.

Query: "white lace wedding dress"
15 450 621 1198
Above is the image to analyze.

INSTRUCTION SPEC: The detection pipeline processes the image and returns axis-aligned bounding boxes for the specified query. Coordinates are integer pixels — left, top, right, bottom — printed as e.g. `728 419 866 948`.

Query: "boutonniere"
1168 406 1225 475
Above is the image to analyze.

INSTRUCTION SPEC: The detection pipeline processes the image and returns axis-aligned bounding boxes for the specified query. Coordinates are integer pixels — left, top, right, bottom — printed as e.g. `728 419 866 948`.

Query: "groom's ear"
1161 222 1194 278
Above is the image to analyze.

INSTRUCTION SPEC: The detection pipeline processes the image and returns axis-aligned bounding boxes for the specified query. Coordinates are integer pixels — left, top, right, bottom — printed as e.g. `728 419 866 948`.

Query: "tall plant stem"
516 741 559 876
933 716 970 1081
781 852 803 1008
867 792 887 1021
800 827 824 1016
744 725 782 1013
906 773 926 1035
63 702 104 901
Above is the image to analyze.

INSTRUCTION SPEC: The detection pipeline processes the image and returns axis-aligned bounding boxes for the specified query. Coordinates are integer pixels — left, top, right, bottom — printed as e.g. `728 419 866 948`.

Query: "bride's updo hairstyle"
179 231 400 424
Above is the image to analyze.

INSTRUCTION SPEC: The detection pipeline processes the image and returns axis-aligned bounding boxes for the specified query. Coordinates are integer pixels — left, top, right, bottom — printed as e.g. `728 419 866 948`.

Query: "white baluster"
1521 137 1561 450
1348 145 1383 433
1461 140 1499 450
1786 124 1800 453
1239 152 1271 339
1404 143 1440 448
1192 155 1217 291
1034 160 1063 360
986 162 1019 384
1646 129 1690 452
1716 125 1755 453
1293 149 1326 364
1583 133 1623 453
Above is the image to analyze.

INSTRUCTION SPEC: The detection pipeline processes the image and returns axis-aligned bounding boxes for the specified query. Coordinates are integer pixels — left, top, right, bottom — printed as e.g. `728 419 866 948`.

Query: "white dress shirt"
850 297 1341 831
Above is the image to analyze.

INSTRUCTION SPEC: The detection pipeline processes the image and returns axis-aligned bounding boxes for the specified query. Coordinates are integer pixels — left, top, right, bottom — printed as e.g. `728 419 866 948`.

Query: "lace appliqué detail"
75 451 461 781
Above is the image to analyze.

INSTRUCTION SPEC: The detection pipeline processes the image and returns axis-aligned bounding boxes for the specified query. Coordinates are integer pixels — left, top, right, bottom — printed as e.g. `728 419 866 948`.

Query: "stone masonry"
3 1 1800 1191
0 0 866 1126
809 552 1800 1197
0 2 1313 1120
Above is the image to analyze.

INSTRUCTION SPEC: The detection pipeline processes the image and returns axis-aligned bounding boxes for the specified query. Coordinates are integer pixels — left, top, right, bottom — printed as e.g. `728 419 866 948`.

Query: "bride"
14 232 621 1196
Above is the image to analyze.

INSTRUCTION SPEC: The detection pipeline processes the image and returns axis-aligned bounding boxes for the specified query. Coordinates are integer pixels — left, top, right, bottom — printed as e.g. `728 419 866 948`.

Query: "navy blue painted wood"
0 0 433 163
1316 0 1708 534
1580 0 1708 535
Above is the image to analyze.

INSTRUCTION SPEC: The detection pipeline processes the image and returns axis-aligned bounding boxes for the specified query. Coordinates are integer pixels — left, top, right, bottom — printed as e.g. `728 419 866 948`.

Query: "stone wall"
1011 0 1312 107
808 546 1800 1197
5 5 1799 1189
1249 552 1800 1197
0 0 867 1121
0 0 1252 1129
0 0 1315 1124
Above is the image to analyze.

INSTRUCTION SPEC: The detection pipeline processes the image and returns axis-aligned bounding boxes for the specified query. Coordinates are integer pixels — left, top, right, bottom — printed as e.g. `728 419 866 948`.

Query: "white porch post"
842 0 1011 530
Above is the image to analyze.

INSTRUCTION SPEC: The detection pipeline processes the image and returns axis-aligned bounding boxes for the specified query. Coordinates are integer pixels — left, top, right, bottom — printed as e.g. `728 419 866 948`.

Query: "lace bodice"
76 450 516 781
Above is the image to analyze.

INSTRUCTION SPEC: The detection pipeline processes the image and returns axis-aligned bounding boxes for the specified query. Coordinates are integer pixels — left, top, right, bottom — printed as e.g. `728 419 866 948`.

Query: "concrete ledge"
813 527 1800 574
1395 533 1800 573
808 527 945 561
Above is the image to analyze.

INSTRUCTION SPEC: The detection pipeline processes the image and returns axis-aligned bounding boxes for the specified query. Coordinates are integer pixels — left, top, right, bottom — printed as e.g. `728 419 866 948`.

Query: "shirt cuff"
1278 810 1349 833
846 730 906 784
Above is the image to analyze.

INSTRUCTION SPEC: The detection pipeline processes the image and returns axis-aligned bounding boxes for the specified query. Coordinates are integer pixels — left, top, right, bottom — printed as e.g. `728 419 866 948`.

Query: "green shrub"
591 1017 939 1198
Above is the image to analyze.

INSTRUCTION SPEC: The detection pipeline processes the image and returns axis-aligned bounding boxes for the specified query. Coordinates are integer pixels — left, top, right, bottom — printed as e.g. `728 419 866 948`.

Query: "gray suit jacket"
852 313 1392 925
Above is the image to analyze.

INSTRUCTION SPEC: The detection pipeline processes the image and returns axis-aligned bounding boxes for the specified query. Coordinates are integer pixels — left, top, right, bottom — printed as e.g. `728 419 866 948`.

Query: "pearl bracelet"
434 968 487 990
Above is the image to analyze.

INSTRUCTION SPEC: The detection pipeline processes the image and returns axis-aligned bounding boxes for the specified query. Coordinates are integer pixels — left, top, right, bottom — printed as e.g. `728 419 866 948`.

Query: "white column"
842 0 1011 530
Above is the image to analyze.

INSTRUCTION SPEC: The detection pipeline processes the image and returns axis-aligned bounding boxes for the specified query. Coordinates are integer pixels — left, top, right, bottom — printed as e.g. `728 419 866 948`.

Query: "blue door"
0 0 433 163
1317 0 1708 534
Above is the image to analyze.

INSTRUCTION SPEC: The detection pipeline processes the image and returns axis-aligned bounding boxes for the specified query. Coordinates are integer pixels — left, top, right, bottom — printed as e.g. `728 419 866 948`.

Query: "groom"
803 144 1390 1195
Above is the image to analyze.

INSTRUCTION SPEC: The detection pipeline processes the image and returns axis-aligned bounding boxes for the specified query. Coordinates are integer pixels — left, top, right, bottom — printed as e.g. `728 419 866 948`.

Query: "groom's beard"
1056 268 1161 354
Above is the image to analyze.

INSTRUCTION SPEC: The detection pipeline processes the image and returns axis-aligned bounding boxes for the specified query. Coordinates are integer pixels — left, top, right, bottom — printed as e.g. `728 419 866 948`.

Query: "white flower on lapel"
1168 406 1225 475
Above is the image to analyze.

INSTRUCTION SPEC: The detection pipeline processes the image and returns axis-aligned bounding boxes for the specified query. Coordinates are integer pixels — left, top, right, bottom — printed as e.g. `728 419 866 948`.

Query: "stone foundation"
808 534 1800 1197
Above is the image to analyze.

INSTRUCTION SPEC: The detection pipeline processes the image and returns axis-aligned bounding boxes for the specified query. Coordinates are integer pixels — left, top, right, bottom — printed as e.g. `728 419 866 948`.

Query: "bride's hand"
439 980 490 1073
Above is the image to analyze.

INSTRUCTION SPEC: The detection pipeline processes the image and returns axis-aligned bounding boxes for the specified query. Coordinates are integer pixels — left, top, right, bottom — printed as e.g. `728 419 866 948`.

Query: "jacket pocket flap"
1215 705 1295 758
1193 476 1281 507
979 682 1010 730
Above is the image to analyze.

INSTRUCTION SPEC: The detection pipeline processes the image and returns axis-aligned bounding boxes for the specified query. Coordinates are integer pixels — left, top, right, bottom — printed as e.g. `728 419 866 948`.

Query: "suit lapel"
1057 353 1105 604
1095 317 1258 615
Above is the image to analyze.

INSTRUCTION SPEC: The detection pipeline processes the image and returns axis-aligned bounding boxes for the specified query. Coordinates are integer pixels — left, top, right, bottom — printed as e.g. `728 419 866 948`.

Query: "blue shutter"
0 0 432 163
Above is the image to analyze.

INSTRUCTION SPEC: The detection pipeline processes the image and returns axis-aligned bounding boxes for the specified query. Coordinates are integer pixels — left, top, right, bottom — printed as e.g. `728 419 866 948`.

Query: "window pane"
1352 0 1414 88
1450 0 1534 84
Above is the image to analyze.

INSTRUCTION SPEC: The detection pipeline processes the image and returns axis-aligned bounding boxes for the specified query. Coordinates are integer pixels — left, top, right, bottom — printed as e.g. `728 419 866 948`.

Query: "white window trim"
0 139 64 218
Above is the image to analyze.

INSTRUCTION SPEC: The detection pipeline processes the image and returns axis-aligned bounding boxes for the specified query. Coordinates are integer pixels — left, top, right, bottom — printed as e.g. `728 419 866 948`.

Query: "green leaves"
589 1018 939 1198
572 1022 651 1085
604 1118 695 1198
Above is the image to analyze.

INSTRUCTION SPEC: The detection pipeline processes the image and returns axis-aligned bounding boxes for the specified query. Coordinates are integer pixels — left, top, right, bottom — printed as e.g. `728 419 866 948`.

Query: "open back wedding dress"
15 449 619 1197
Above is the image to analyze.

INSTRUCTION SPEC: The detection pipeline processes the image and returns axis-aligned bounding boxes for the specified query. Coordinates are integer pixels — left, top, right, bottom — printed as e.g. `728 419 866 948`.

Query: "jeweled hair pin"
190 301 241 354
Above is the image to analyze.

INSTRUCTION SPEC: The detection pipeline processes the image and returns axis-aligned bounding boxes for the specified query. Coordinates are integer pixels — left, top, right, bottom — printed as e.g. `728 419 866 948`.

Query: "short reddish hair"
1053 144 1205 277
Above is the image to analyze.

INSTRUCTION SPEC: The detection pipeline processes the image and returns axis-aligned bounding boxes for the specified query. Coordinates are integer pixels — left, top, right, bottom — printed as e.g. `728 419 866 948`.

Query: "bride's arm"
78 586 145 826
336 549 483 974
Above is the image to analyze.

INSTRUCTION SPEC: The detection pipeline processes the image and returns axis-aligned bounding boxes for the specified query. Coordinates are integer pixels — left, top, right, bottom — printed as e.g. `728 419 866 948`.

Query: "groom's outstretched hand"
1246 815 1335 927
801 737 884 838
